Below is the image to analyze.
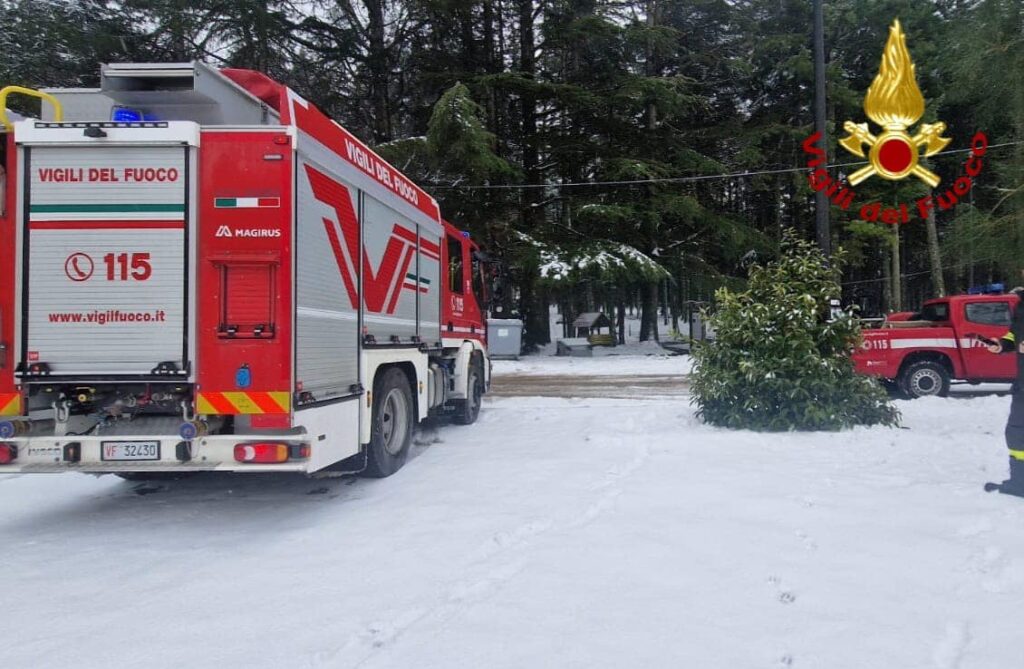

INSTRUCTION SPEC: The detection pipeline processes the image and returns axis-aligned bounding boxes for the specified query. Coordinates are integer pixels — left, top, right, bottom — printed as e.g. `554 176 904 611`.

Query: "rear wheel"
363 367 415 478
899 360 950 398
453 359 483 425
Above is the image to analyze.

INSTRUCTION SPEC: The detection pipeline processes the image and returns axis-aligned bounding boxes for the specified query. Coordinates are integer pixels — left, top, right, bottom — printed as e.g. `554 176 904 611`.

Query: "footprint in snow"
767 575 797 605
795 529 818 551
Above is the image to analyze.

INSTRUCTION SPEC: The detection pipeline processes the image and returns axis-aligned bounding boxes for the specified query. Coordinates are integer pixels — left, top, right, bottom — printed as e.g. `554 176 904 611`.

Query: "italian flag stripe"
30 203 183 213
406 273 431 285
215 197 281 209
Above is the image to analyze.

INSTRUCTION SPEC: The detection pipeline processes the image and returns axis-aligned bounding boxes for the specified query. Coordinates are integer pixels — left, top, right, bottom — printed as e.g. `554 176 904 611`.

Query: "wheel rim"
380 388 409 455
910 369 941 396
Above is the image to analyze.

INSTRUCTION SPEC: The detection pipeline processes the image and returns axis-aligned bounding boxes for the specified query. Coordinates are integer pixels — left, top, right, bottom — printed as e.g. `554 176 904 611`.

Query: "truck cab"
855 294 1017 397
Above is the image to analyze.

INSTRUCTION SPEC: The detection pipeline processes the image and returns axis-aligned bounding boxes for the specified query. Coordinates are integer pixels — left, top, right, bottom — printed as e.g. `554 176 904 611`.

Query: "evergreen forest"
2 0 1022 348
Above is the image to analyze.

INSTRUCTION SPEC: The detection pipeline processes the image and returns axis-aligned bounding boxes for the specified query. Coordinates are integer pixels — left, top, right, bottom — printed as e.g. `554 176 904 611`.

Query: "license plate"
100 441 160 461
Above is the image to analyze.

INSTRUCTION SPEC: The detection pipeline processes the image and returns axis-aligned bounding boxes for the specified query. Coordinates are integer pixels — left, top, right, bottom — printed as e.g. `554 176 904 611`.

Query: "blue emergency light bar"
111 106 160 123
967 283 1005 295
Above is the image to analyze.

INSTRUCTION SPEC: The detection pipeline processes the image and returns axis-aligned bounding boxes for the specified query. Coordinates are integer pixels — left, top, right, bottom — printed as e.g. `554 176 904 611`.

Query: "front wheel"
453 361 483 425
363 368 415 478
899 360 950 399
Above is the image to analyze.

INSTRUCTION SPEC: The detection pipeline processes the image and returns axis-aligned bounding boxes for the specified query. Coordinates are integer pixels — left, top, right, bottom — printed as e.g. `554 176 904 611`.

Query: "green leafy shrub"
690 231 899 431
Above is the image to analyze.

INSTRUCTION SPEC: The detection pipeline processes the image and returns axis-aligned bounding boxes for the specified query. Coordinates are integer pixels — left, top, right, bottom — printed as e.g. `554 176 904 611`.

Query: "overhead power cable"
841 256 1005 288
427 140 1024 190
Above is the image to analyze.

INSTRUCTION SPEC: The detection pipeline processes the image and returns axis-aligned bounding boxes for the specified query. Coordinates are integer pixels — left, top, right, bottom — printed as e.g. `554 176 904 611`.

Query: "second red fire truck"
0 62 490 477
854 294 1016 398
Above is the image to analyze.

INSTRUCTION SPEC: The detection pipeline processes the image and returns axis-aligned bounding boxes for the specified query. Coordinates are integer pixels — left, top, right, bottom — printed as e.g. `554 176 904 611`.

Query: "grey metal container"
487 318 523 359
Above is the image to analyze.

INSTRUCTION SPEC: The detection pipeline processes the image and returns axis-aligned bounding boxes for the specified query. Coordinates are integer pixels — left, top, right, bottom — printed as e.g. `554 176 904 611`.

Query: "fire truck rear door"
16 122 198 379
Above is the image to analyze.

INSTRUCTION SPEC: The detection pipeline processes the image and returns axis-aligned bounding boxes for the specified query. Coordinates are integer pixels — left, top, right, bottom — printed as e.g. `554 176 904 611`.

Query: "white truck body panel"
23 144 189 375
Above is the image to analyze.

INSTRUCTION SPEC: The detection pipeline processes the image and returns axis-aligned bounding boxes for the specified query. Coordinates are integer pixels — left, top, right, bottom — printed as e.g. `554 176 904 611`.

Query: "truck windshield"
447 235 463 294
472 253 486 312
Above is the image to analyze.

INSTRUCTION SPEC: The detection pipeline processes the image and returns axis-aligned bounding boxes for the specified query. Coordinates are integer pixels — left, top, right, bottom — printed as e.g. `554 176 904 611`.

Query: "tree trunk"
482 0 499 133
520 275 550 350
662 279 670 326
890 229 902 312
671 267 681 334
645 1 658 129
617 296 626 345
925 193 946 296
364 0 392 143
639 282 659 342
516 0 544 348
518 0 539 199
881 240 892 314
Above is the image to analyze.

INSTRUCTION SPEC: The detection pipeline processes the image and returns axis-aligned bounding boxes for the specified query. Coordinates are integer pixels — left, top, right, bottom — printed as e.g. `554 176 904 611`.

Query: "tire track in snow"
310 405 657 669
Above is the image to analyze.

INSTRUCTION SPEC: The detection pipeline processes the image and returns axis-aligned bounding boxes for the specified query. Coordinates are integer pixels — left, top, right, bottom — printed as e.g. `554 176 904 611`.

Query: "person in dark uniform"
985 287 1024 496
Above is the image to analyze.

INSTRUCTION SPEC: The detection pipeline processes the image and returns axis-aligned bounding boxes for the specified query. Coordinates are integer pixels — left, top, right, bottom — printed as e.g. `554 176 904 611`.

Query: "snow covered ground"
492 342 693 377
491 306 692 377
3 355 1023 669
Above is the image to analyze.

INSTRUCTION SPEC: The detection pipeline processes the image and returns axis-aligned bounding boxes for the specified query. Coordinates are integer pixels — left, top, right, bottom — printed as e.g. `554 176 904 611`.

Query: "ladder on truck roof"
1 86 63 220
1 85 63 130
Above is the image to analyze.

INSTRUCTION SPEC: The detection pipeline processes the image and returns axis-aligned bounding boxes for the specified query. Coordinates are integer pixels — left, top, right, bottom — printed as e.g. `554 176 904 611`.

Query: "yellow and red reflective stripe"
197 392 236 415
196 391 290 415
0 393 21 416
247 392 290 414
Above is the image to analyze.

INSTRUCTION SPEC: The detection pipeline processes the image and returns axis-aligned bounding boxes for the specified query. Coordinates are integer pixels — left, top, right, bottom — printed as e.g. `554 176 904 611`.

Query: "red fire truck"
854 294 1016 398
0 63 489 477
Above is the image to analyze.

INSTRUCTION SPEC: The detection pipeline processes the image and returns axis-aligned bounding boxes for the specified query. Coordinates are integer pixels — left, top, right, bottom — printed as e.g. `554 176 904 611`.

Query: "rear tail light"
234 442 310 464
0 443 17 465
234 442 288 464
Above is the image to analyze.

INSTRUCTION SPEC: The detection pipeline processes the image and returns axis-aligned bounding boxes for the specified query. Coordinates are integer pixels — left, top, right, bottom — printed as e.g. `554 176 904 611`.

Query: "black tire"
363 367 415 478
899 360 950 399
453 359 483 425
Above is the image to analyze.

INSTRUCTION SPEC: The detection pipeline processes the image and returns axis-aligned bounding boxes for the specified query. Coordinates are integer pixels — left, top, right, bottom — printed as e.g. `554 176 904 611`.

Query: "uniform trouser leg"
999 390 1024 495
1006 390 1024 453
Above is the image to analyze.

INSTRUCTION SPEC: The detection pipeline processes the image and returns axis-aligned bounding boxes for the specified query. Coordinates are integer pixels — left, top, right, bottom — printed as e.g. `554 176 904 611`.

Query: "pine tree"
691 231 899 431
